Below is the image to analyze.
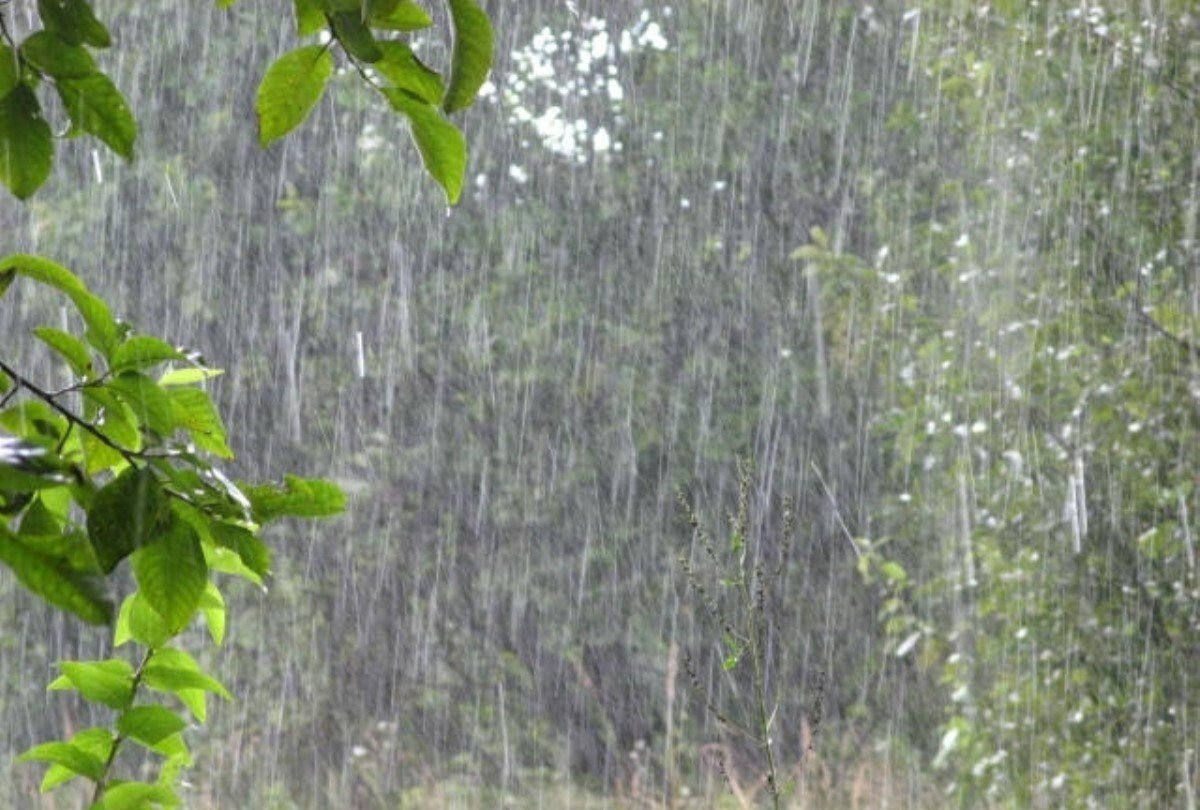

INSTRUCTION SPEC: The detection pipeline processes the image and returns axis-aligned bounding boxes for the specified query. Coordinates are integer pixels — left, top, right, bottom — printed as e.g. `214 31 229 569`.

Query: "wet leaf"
382 88 465 204
375 40 444 104
0 254 119 354
99 781 179 810
132 518 207 633
0 525 112 624
169 387 232 457
37 0 112 48
16 741 105 782
20 31 96 78
256 44 333 146
369 0 432 30
117 705 187 747
33 327 93 376
0 46 18 100
111 336 186 373
56 72 137 159
242 473 346 522
329 11 383 62
0 84 53 199
54 658 135 709
293 0 326 35
443 0 492 113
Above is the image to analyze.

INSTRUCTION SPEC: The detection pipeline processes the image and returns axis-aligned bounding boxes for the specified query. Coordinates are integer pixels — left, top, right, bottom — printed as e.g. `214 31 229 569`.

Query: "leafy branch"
0 0 493 202
2 254 345 804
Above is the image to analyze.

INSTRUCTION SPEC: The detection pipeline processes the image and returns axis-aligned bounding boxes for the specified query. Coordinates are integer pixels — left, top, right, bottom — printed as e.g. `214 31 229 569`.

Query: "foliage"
678 464 817 809
0 254 345 804
839 3 1200 806
0 0 493 202
1 0 493 804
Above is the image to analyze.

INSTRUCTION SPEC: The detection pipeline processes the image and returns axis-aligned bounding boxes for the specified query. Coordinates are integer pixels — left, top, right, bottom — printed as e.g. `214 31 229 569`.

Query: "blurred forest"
2 1 1198 807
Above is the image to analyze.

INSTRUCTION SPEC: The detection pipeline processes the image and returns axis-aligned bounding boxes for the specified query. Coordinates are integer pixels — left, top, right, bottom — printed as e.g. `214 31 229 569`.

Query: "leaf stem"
91 646 155 803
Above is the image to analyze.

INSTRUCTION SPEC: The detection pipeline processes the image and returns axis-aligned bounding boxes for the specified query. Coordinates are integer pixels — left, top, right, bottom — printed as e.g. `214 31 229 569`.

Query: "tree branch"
0 358 170 466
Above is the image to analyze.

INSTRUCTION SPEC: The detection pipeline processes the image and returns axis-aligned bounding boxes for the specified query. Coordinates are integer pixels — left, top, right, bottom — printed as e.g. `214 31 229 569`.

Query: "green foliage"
0 257 344 804
0 0 494 200
841 3 1200 805
677 464 809 809
256 45 334 146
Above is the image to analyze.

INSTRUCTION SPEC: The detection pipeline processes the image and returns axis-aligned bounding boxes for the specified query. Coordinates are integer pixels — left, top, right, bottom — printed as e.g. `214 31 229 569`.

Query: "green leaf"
199 580 226 645
132 518 207 633
243 474 346 522
18 493 63 536
0 525 112 624
87 467 163 573
173 688 208 723
368 0 432 30
143 647 232 701
209 520 271 579
19 527 98 572
150 733 192 768
0 46 18 100
880 560 908 585
203 544 263 586
108 372 176 437
17 740 106 782
56 72 136 159
98 781 179 810
329 11 383 62
157 366 223 387
117 705 187 747
293 0 327 35
20 31 96 78
33 326 93 376
168 387 232 457
0 84 53 199
375 40 444 104
114 591 173 648
56 658 135 709
0 254 119 354
37 0 112 48
111 336 186 373
113 591 134 646
382 88 465 204
443 0 492 113
255 44 333 147
39 727 114 791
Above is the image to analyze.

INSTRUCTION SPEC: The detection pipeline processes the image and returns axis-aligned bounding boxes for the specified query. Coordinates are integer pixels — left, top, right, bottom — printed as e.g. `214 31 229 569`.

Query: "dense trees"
2 1 1197 807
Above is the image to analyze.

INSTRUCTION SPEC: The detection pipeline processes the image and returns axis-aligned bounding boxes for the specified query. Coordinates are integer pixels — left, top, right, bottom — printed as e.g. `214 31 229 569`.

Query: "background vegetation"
2 1 1197 807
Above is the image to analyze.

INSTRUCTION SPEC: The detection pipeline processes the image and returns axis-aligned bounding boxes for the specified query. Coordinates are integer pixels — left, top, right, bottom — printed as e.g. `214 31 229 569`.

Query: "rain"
2 1 1198 807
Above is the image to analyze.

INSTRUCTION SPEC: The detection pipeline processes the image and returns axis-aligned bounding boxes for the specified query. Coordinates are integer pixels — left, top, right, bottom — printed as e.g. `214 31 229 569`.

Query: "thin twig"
1139 309 1200 358
0 359 164 465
